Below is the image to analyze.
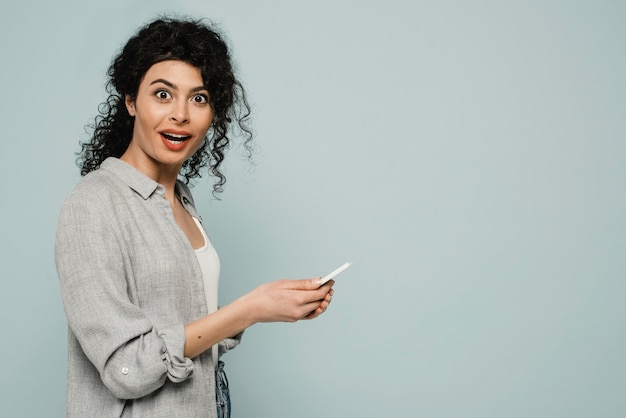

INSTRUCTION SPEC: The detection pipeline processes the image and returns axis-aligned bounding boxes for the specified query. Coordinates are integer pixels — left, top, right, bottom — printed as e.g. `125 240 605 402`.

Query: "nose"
170 102 189 124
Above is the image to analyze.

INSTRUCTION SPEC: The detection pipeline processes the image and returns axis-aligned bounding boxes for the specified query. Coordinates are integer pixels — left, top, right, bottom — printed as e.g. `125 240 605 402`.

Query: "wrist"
230 293 259 328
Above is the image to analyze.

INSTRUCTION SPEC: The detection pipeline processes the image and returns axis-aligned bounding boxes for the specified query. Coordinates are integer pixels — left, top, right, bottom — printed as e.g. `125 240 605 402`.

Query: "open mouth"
161 132 191 143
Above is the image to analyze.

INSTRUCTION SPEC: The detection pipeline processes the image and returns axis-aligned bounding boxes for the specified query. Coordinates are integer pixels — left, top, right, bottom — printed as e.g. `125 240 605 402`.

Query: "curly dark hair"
78 17 252 195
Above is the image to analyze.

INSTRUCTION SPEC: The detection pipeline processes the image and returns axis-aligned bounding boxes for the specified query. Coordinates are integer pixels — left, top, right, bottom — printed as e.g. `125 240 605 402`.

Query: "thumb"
290 277 322 290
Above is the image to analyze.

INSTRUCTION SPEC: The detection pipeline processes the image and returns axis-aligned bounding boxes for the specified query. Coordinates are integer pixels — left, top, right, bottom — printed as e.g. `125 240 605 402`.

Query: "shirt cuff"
218 330 245 355
158 324 194 383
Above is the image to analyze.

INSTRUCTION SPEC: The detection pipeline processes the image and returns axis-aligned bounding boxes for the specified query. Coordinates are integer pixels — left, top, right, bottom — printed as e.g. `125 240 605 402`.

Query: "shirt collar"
100 157 162 200
100 158 200 219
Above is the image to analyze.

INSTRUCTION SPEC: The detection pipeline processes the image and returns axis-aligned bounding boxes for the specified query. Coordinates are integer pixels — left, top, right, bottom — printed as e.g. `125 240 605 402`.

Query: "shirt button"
121 367 129 375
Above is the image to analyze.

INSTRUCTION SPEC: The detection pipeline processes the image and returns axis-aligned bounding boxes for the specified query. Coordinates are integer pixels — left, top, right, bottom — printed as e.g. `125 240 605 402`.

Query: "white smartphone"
319 262 352 286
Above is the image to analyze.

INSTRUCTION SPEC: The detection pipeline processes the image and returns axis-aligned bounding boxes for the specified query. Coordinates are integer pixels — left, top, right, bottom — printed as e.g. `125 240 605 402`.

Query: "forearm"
184 295 256 359
184 278 334 359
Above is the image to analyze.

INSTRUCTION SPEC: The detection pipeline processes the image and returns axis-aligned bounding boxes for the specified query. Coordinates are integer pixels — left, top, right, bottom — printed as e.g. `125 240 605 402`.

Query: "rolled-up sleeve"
55 189 194 400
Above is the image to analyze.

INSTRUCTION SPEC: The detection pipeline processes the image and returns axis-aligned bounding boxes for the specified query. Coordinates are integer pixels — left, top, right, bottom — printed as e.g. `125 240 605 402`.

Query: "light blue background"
1 1 625 417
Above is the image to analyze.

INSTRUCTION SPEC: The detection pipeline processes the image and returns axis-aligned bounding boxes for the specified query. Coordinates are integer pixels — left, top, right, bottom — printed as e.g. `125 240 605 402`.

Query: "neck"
120 152 182 202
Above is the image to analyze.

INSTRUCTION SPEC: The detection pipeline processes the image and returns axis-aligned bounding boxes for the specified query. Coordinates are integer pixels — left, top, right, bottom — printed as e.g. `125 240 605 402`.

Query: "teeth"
162 132 189 141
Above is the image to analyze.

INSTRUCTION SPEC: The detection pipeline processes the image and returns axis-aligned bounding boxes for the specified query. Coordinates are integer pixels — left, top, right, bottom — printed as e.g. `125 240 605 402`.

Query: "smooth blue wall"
1 1 624 417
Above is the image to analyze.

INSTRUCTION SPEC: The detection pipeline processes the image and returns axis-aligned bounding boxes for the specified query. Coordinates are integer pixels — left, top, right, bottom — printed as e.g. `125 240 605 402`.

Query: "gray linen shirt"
55 157 241 417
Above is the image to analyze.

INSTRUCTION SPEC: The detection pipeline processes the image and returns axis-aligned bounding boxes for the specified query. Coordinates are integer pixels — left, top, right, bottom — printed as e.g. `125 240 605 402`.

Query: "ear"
125 95 136 116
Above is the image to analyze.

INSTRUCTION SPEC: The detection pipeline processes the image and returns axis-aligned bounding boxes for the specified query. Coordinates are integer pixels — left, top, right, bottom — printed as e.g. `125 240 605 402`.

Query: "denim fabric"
216 361 231 418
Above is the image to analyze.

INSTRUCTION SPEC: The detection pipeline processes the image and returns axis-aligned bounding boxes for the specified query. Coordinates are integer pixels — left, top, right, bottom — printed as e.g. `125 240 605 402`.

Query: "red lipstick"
160 130 192 151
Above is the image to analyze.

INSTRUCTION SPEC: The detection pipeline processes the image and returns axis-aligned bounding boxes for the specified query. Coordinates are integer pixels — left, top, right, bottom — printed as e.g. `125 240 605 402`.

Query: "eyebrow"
149 78 208 93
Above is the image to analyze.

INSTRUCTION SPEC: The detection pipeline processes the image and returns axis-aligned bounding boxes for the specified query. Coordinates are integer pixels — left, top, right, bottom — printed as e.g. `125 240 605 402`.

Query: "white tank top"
192 217 220 366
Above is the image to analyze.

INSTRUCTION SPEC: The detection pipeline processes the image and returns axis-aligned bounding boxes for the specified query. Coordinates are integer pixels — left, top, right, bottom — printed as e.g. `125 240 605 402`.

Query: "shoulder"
62 157 153 207
62 169 124 209
58 166 136 231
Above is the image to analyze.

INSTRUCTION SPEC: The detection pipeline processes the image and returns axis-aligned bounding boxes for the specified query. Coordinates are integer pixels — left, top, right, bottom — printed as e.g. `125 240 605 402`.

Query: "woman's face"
123 60 214 177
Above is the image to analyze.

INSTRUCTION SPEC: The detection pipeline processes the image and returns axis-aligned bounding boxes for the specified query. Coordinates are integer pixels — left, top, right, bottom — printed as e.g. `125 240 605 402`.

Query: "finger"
306 296 334 319
285 277 323 290
303 306 323 320
302 299 327 319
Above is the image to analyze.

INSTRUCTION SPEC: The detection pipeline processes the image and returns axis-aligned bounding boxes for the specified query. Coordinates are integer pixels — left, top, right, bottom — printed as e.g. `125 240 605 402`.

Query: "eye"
155 89 172 100
192 94 209 104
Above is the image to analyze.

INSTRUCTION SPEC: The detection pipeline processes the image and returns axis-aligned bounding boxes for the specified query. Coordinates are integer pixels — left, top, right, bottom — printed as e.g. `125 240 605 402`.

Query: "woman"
55 17 334 418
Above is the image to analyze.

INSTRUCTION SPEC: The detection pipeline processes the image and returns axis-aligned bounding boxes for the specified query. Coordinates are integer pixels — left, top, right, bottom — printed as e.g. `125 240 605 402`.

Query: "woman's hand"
243 278 335 323
184 278 334 358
